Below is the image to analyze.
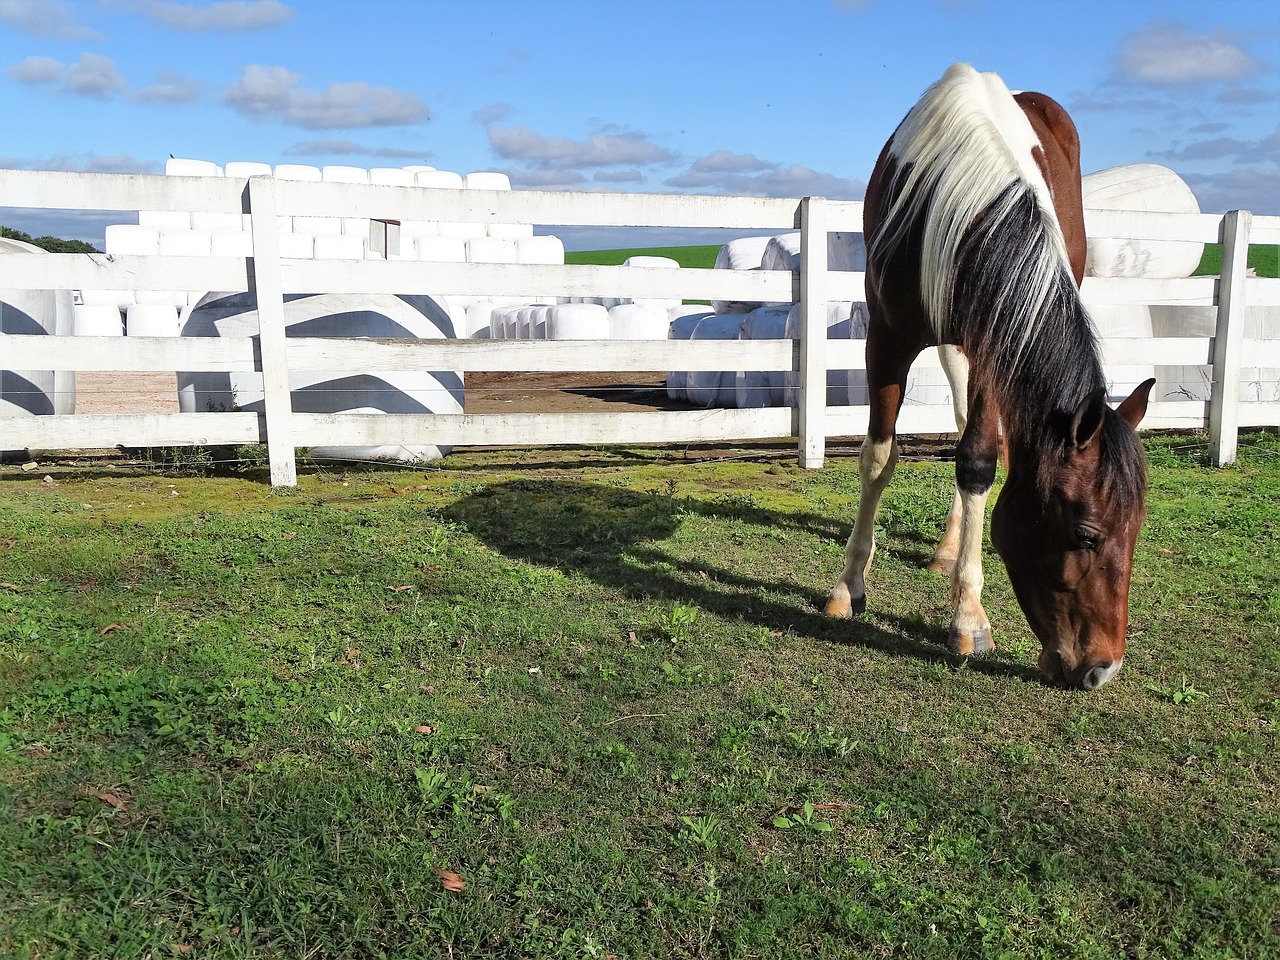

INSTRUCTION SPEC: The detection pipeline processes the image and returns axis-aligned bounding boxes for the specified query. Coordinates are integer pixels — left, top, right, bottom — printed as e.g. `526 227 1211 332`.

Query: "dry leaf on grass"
437 869 467 892
99 624 131 635
386 584 415 592
95 792 127 811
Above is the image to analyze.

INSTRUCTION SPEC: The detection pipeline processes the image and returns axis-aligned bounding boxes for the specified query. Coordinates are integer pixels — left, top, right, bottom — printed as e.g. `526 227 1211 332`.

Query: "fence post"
246 177 298 487
1208 209 1251 467
798 196 828 468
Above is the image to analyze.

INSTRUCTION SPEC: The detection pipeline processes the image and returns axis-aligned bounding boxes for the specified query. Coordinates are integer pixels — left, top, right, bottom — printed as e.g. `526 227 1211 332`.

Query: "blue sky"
1 0 1277 250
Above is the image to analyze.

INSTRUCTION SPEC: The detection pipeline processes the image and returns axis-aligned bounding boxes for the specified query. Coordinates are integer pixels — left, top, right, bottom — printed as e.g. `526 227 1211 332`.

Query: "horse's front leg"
948 388 998 655
826 339 910 618
826 431 899 617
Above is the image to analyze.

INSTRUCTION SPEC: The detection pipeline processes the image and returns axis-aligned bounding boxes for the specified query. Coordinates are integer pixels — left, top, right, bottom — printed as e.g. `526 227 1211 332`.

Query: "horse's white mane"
878 63 1071 354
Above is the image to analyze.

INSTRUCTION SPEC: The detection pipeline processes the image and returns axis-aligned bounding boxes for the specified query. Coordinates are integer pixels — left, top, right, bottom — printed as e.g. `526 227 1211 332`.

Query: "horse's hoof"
947 625 994 656
824 594 866 619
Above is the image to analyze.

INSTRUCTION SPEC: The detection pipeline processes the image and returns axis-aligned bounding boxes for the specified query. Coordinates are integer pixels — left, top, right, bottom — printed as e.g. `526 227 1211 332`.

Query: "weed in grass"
1146 673 1210 705
773 800 835 834
677 812 721 850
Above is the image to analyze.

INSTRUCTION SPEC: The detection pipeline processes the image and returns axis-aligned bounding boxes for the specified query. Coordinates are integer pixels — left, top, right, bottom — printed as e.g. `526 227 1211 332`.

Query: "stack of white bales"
672 232 877 410
1 238 76 433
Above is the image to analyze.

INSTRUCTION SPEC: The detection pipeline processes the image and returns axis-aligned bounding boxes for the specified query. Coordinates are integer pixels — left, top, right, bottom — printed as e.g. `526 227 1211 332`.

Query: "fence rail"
2 168 1278 486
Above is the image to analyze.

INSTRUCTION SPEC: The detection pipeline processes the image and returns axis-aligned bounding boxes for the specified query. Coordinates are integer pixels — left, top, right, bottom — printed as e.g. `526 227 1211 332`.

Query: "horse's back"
1013 91 1086 283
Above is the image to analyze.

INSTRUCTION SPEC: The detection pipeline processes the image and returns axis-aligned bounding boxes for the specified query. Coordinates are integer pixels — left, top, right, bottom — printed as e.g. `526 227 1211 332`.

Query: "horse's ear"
1116 377 1156 429
1070 388 1108 450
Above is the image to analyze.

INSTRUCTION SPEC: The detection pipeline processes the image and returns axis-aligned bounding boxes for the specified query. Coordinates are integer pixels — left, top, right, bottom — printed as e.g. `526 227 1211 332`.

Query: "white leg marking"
827 437 898 617
948 486 993 654
929 346 970 574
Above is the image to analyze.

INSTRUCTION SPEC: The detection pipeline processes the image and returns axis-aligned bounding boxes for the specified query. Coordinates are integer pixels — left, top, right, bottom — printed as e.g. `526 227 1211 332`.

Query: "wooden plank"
289 408 796 447
284 337 797 373
1209 210 1251 465
247 178 298 487
1 334 257 371
0 253 253 293
1083 208 1225 243
0 412 262 448
0 168 246 213
797 196 828 468
1081 276 1217 306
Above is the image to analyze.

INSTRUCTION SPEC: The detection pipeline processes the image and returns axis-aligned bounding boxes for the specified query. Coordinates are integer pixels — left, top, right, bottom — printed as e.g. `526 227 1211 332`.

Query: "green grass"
2 433 1278 959
565 245 722 269
1194 244 1279 278
570 242 1280 279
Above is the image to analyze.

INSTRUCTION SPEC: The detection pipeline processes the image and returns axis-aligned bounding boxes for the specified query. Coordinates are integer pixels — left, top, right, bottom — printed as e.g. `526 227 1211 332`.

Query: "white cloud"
130 71 203 104
487 124 676 169
7 53 127 99
138 0 294 31
223 65 429 129
1114 21 1264 85
0 0 99 40
1183 166 1280 215
667 155 865 199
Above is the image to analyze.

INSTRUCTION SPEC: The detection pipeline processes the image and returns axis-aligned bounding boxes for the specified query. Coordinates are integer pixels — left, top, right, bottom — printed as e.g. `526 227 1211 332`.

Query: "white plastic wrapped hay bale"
139 210 191 231
369 167 415 186
782 302 864 407
735 305 792 408
211 231 254 258
1 237 76 423
126 303 180 337
1083 164 1203 279
620 255 681 311
224 160 272 178
416 170 464 189
517 235 564 264
322 165 368 184
278 233 315 259
178 292 462 462
712 236 772 314
274 164 322 181
666 308 713 401
464 301 495 339
608 303 669 340
314 235 365 260
466 237 519 264
293 216 343 236
416 237 467 263
488 222 535 239
160 230 212 257
686 313 747 408
760 231 867 272
74 304 124 337
106 224 160 255
548 303 609 340
1089 304 1156 403
166 157 221 177
464 171 511 191
192 211 243 233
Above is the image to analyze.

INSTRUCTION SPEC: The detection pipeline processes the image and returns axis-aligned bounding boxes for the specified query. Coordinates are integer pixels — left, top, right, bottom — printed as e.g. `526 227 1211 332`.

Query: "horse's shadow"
443 478 1043 684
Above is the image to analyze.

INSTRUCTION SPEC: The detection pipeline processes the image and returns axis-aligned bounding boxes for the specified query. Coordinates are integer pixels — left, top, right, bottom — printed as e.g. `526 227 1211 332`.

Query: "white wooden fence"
2 168 1278 487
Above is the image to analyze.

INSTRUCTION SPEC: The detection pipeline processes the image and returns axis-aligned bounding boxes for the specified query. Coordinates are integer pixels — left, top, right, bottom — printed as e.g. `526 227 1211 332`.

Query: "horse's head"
991 380 1154 690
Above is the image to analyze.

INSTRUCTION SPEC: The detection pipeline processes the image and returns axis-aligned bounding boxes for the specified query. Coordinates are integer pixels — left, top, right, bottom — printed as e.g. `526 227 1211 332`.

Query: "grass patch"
565 245 721 269
2 434 1278 958
1194 243 1279 278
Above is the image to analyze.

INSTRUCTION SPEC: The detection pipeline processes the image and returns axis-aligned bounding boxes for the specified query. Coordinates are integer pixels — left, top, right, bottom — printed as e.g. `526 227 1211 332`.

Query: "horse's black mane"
949 184 1148 504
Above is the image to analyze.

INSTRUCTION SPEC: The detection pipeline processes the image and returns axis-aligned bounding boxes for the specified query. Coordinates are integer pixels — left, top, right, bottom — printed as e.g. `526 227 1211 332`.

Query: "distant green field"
1195 244 1279 278
571 243 1280 279
565 245 721 269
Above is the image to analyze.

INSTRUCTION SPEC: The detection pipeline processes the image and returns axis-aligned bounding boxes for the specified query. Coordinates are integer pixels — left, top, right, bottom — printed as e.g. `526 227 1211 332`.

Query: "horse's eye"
1075 528 1100 550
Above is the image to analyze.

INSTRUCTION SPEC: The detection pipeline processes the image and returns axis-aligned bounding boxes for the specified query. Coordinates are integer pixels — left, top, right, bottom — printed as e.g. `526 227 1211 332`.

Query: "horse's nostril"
1081 660 1123 690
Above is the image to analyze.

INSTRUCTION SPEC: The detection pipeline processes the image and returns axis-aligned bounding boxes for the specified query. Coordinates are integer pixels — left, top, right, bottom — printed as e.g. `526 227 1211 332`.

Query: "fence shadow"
443 477 1044 685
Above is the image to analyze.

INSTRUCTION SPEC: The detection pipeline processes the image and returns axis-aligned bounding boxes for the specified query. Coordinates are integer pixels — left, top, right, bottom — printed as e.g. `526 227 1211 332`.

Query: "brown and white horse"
825 64 1155 690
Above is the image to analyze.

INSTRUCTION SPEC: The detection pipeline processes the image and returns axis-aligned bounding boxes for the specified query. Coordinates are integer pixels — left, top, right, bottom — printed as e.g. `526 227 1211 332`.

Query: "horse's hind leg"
927 345 970 575
826 334 913 618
